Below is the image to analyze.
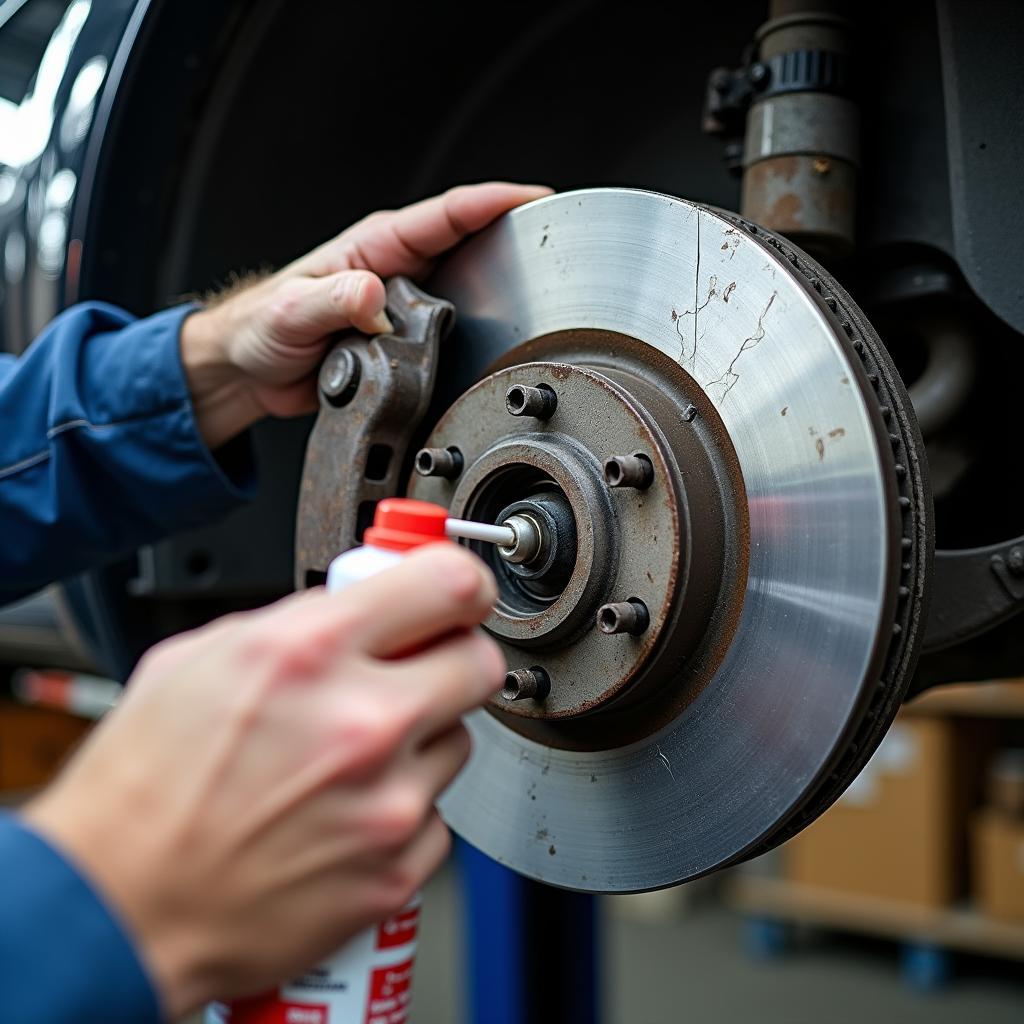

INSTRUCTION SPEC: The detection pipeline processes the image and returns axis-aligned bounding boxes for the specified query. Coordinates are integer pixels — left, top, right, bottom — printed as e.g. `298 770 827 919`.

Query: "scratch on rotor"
706 291 777 403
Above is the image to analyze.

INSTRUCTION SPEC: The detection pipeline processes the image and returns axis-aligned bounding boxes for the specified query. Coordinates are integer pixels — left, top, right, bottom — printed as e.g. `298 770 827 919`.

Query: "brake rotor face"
416 189 926 892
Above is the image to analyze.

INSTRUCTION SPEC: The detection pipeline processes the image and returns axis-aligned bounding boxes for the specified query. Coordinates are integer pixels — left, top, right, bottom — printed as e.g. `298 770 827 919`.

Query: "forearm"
179 304 266 451
0 302 254 601
178 263 287 450
0 815 162 1024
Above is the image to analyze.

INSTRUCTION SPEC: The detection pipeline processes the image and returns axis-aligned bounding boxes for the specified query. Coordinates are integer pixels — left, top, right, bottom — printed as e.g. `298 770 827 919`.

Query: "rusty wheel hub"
410 358 734 722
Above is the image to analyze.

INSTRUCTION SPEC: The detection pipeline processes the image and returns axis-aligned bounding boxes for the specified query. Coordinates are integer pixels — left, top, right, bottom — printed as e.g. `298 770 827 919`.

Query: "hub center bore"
451 435 615 656
494 492 576 603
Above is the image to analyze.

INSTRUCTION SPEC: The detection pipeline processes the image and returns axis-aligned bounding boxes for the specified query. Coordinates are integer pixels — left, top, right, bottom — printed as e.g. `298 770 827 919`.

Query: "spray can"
209 498 451 1024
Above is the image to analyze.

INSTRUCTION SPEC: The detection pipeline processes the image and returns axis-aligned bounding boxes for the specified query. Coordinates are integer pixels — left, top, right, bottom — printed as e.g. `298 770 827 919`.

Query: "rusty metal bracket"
920 536 1024 655
294 276 453 588
909 535 1024 693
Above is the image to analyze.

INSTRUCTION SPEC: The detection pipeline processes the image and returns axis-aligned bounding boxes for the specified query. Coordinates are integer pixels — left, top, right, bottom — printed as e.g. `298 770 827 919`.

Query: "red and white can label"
376 906 418 950
364 957 414 1024
210 898 420 1024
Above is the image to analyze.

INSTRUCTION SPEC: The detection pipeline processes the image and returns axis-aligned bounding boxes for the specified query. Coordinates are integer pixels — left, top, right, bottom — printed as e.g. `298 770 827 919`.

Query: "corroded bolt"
319 348 361 407
502 667 551 701
748 61 770 88
506 383 557 420
604 453 654 490
1008 546 1024 576
415 446 463 479
597 600 650 636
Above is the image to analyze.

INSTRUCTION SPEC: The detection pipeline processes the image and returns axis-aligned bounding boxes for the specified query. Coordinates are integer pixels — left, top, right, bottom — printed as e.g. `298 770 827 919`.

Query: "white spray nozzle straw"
445 517 516 547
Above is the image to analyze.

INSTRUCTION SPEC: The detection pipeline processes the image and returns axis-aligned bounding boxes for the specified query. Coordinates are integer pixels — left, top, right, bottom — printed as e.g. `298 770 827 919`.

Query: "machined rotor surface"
422 189 907 892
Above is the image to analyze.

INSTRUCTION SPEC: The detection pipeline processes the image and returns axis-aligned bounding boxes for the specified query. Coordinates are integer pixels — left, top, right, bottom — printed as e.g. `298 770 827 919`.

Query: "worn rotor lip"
426 188 894 893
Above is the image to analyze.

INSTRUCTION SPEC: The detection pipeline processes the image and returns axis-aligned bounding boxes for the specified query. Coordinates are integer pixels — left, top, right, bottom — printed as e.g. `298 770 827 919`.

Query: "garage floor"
411 863 1024 1024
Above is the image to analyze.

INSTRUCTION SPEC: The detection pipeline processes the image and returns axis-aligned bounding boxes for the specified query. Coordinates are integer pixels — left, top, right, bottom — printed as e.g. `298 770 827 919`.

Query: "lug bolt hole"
505 383 557 420
604 453 653 490
502 667 551 701
414 446 464 479
597 599 650 636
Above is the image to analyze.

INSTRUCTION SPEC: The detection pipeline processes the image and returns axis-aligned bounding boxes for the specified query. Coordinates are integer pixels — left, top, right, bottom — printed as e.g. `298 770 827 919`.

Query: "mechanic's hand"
180 182 551 448
22 545 503 1019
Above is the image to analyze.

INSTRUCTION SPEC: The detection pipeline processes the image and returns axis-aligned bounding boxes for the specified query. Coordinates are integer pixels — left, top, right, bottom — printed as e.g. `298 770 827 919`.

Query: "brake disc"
401 188 931 892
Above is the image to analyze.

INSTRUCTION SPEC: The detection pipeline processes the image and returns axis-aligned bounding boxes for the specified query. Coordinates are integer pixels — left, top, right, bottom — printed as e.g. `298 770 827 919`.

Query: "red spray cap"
363 498 450 552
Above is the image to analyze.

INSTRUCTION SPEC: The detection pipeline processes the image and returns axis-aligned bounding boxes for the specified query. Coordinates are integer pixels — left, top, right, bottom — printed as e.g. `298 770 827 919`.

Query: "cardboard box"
783 716 991 908
988 749 1024 817
971 810 1024 922
0 700 91 792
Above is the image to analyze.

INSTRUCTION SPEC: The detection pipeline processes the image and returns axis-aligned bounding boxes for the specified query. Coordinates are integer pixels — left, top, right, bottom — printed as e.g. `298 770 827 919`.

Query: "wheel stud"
603 453 653 490
414 446 463 479
502 667 551 701
597 600 650 636
505 383 557 419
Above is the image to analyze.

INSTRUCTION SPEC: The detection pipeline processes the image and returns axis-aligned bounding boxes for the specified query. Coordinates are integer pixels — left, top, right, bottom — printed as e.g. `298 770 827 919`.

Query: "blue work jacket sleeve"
0 301 255 600
0 814 163 1023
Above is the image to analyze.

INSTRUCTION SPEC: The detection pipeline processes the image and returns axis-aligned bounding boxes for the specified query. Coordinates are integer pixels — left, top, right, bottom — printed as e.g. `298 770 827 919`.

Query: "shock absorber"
703 0 859 261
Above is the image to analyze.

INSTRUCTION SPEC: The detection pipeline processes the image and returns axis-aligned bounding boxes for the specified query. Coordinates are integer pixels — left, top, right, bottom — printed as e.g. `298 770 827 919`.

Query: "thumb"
269 269 392 342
